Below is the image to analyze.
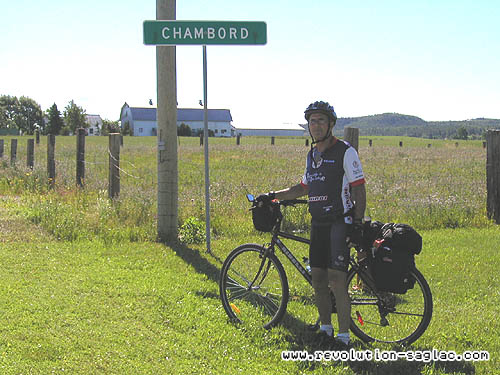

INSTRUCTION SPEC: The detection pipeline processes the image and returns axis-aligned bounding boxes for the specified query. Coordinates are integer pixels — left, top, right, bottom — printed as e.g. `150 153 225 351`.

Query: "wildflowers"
0 136 491 243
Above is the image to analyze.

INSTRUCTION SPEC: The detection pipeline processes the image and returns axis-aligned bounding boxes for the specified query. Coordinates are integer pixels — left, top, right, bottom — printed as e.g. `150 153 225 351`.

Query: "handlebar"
278 199 308 207
246 193 308 208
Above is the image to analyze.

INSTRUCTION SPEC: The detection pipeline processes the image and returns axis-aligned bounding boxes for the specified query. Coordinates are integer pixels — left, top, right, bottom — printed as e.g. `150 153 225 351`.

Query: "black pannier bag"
367 223 423 294
251 201 282 232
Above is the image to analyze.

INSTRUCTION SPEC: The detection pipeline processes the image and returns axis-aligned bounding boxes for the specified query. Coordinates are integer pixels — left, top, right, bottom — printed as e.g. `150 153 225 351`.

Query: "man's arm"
274 183 308 201
350 183 366 221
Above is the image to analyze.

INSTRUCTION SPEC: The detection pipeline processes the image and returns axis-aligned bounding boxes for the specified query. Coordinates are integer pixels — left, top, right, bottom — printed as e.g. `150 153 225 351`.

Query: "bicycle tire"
219 244 289 329
347 266 433 345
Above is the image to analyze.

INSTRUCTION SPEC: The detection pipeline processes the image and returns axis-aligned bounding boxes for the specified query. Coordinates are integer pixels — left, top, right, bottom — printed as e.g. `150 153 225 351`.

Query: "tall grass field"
0 135 498 374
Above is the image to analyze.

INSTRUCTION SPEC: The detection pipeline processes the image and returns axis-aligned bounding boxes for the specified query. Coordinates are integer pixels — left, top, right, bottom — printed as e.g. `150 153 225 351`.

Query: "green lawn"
0 196 498 374
0 135 498 373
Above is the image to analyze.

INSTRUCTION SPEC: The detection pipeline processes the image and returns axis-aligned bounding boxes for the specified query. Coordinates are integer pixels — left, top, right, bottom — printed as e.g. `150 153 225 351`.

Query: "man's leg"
311 267 332 329
329 268 351 334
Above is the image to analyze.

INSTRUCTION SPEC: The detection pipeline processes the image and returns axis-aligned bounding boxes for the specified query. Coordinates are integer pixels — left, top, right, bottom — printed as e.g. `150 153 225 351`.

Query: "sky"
1 0 500 128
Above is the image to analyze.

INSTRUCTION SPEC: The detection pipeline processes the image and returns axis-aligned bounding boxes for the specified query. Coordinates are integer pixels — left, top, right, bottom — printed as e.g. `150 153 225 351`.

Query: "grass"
0 198 498 374
0 135 492 243
0 135 498 373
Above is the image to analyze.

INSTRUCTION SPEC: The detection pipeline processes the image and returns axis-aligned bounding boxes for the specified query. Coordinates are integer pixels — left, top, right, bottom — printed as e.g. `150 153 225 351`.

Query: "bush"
178 217 206 244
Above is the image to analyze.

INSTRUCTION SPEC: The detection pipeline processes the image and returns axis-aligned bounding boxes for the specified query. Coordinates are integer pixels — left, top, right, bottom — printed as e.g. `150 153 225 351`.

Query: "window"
139 128 143 133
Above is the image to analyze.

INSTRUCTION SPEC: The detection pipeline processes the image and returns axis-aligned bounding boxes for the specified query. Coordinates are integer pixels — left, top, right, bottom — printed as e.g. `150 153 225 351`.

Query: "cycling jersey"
301 137 365 222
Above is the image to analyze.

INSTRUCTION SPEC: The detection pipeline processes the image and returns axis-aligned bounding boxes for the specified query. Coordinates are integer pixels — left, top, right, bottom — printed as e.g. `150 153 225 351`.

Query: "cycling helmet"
304 101 337 123
305 100 337 144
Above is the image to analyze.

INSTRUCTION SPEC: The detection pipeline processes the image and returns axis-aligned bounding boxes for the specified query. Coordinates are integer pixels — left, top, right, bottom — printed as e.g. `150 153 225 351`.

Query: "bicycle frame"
273 230 312 285
271 228 378 305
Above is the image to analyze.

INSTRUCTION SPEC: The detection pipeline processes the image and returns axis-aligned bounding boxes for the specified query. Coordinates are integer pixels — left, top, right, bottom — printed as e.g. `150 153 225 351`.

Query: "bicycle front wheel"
219 244 289 329
347 266 433 345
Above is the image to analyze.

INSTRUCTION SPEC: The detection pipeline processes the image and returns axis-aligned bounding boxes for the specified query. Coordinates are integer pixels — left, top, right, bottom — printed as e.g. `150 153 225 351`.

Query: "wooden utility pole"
156 0 178 242
487 130 500 224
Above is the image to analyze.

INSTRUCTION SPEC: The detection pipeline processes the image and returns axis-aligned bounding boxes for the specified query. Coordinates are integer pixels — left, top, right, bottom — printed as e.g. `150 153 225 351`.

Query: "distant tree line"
0 95 120 136
177 123 214 137
335 113 500 140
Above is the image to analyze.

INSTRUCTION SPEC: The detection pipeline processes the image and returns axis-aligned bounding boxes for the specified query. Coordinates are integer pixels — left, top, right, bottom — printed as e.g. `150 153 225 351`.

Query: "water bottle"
303 257 311 274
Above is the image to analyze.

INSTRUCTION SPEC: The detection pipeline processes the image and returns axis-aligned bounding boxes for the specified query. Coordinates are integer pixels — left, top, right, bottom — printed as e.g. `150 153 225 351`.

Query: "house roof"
129 107 232 122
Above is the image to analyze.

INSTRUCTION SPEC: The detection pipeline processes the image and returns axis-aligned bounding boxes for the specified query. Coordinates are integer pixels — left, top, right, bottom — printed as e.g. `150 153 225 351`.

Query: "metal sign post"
202 45 210 251
144 20 267 252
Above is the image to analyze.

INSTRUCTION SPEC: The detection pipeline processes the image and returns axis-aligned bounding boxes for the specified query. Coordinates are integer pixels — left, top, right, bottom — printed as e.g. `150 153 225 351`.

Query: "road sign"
143 20 267 45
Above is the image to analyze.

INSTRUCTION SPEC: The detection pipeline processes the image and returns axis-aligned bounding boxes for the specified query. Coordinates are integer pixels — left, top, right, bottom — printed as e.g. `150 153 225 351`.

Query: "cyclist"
257 100 366 347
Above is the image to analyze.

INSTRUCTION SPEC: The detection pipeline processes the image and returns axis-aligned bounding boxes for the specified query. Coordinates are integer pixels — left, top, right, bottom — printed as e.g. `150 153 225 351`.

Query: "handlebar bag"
252 202 281 232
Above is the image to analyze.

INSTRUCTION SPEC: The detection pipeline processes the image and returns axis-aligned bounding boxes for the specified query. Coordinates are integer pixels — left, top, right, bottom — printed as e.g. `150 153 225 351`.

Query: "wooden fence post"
399 141 403 147
47 135 56 188
200 133 203 146
109 133 120 199
35 130 40 144
27 139 34 169
486 130 500 224
369 139 372 147
344 127 359 152
305 139 309 147
120 134 123 147
271 136 275 145
0 139 4 158
10 139 17 166
237 135 241 145
76 128 86 187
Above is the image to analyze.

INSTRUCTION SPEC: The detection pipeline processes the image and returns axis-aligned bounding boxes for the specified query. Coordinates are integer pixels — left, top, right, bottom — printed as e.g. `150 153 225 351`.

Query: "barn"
119 103 233 137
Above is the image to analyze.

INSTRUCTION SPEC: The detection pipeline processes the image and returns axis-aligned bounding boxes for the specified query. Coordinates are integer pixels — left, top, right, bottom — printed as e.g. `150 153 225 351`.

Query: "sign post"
144 20 267 252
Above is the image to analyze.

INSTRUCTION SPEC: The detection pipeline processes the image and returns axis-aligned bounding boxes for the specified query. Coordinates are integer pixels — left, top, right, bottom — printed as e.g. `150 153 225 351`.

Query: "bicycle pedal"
307 323 319 331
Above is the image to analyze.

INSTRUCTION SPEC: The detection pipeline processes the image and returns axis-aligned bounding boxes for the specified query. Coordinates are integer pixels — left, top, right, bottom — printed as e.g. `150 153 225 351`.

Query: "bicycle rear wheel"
219 244 289 329
347 266 433 345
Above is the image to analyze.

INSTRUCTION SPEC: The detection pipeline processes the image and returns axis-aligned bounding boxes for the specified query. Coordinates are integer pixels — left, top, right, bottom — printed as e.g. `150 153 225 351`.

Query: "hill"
334 113 500 139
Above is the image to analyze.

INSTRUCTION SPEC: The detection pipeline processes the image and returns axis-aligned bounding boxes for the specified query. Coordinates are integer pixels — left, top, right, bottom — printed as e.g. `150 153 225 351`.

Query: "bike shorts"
309 219 349 272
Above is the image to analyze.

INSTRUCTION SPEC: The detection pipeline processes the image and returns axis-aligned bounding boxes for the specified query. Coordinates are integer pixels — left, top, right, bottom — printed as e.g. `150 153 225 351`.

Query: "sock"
319 324 333 336
336 332 350 344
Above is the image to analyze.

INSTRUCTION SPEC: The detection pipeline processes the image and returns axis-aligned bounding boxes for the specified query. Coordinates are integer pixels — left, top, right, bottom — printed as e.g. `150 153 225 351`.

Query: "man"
258 101 366 347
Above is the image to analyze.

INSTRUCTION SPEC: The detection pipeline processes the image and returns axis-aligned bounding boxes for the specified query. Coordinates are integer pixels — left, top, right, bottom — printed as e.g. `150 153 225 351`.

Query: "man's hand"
255 192 276 206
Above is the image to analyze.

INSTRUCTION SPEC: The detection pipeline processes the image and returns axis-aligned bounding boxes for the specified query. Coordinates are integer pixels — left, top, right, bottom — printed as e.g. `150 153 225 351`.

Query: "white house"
85 114 103 136
119 103 234 137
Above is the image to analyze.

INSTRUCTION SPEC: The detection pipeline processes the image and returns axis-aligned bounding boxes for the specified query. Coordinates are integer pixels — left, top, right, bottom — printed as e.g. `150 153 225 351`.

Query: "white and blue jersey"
301 137 365 223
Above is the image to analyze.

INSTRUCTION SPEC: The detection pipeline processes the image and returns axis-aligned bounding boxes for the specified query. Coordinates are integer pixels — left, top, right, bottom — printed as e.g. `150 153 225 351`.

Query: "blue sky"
1 0 499 128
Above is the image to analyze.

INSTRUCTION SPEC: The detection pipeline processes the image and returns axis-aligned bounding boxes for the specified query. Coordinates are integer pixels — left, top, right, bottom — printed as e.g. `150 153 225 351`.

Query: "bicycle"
219 195 433 345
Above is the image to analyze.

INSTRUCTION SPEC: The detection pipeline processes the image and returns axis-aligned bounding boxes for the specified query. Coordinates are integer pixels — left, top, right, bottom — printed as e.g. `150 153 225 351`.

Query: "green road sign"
143 20 267 45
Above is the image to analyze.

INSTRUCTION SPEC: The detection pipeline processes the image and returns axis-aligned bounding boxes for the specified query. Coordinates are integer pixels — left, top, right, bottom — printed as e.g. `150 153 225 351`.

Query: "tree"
455 126 468 140
63 100 87 134
17 96 43 135
0 95 43 134
0 95 19 129
177 123 192 136
121 121 132 136
101 119 120 135
45 103 64 135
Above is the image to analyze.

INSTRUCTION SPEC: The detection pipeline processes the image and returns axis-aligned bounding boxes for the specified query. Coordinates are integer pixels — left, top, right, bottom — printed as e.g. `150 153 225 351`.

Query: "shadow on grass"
164 241 223 284
281 317 477 375
163 242 476 374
